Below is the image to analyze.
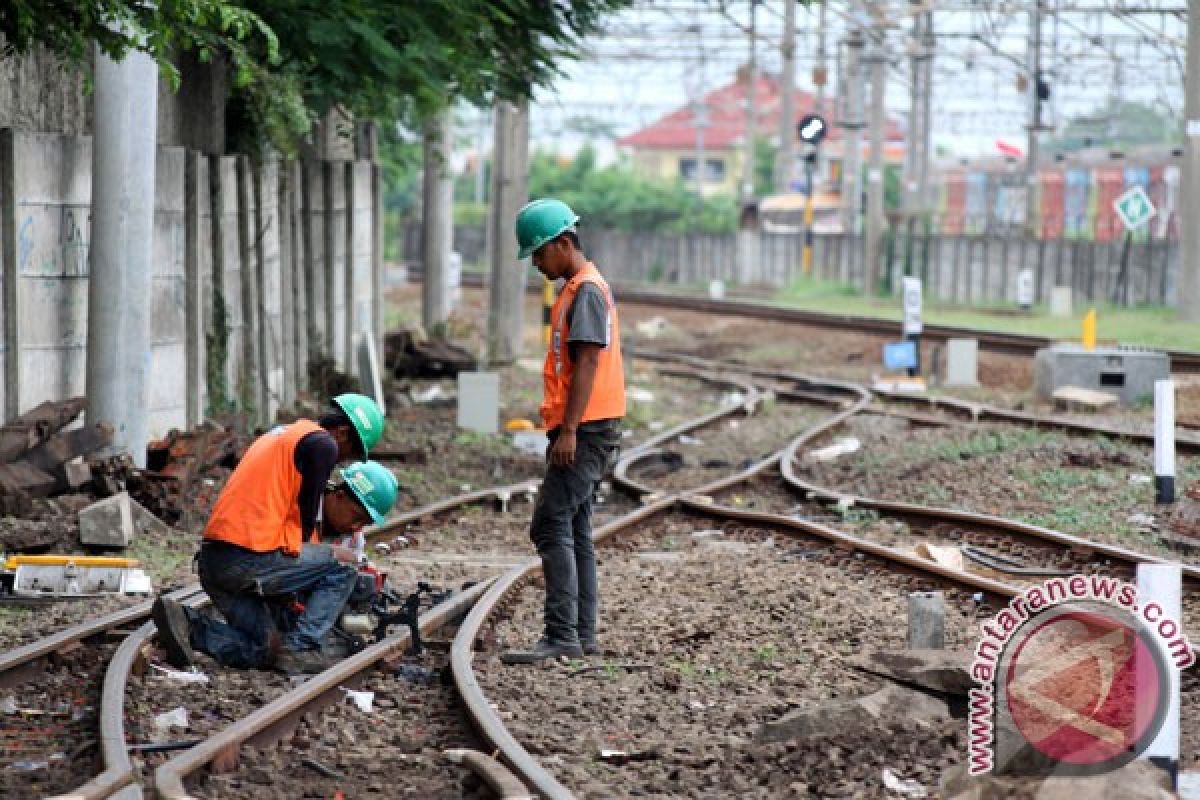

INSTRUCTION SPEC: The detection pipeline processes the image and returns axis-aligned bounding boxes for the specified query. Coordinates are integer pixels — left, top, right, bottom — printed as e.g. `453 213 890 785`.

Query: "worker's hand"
330 545 359 565
549 429 577 467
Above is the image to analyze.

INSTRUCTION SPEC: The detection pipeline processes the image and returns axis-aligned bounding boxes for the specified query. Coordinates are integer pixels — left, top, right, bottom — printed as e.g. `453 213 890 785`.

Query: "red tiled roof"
617 73 905 150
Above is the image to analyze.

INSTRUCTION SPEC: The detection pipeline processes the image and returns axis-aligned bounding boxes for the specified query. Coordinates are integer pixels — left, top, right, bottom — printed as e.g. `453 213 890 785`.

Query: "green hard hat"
515 198 580 259
340 461 398 526
332 393 384 456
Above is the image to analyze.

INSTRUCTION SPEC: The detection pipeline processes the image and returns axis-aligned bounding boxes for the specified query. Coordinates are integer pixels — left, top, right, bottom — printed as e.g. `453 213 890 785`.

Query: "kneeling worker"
153 395 394 674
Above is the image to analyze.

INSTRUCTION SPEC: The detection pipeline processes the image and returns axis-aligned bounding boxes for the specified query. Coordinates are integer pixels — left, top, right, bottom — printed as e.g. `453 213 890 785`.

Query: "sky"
513 0 1187 164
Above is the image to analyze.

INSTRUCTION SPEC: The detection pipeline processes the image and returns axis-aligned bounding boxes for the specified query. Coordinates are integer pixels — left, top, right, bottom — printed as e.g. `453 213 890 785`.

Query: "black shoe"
152 596 193 668
274 648 331 675
500 638 584 665
580 639 601 656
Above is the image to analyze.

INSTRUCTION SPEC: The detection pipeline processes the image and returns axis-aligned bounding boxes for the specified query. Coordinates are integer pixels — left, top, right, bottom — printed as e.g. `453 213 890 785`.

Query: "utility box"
1034 344 1169 406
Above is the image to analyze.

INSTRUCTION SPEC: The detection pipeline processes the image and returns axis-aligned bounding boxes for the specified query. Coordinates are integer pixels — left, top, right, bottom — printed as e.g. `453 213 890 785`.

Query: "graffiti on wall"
16 205 90 277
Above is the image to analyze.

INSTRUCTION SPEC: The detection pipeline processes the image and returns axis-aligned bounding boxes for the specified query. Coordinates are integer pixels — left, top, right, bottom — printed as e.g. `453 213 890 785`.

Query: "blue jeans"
530 426 621 645
186 540 357 668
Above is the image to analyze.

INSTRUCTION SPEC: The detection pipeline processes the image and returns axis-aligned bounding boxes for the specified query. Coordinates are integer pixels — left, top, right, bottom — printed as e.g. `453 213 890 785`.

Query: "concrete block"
457 372 499 434
944 339 979 388
62 459 92 490
79 492 135 547
1049 286 1073 317
1035 344 1169 406
908 591 945 649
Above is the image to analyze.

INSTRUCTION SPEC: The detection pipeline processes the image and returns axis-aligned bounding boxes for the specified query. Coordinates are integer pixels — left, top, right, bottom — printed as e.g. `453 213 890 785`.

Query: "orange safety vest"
204 419 324 557
540 263 626 431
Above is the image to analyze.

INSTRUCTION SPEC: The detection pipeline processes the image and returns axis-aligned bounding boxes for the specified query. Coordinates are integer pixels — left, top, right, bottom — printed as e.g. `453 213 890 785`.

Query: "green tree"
1045 101 1180 155
526 145 736 234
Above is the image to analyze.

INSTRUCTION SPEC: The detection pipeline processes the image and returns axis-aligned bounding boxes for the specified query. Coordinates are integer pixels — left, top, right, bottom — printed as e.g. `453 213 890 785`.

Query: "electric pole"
840 28 865 243
486 98 530 364
740 0 759 203
864 20 887 298
421 110 453 335
1179 0 1200 322
903 2 934 276
86 39 158 466
776 0 797 193
1025 0 1044 236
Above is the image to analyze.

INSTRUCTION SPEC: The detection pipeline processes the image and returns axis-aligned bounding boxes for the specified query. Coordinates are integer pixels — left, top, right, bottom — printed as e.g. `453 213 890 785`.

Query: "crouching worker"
152 394 393 674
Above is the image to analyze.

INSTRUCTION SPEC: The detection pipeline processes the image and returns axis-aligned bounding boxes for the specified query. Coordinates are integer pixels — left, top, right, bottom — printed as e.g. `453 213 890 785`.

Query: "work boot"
152 595 193 668
274 648 331 675
580 639 601 656
500 638 584 665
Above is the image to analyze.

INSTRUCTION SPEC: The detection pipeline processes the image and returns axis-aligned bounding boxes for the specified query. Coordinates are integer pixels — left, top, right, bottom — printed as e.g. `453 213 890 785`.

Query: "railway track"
5 349 1199 797
434 270 1200 373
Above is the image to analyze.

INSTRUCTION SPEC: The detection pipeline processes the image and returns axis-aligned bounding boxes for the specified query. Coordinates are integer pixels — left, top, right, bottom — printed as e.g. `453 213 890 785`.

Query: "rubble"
385 329 477 379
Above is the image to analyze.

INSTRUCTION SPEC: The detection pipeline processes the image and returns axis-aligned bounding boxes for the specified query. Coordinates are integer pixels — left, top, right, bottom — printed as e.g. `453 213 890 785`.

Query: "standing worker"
503 198 626 664
152 394 390 674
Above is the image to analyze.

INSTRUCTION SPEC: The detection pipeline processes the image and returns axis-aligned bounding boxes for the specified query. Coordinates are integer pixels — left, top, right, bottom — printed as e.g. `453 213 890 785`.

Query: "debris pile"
385 329 477 379
0 399 247 556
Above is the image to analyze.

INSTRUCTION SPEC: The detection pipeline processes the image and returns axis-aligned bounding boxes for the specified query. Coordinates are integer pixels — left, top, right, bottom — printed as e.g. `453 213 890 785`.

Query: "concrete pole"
907 591 944 649
775 0 797 193
841 30 865 242
1179 0 1200 322
86 41 158 467
903 5 934 277
422 111 454 336
486 99 530 365
864 27 887 297
740 0 759 203
1025 0 1044 237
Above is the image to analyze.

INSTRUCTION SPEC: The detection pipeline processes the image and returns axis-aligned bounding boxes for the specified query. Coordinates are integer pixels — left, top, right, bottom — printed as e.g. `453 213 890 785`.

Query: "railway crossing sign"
1114 185 1156 231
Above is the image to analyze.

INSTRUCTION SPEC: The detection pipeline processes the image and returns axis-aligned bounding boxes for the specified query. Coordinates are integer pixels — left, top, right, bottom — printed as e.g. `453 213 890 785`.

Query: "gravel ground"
475 510 981 799
0 642 113 796
796 413 1197 557
173 649 489 800
628 399 830 493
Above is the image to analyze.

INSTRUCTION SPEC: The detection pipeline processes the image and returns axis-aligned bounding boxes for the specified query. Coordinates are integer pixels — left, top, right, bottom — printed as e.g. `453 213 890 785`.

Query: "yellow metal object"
542 278 555 347
505 418 535 432
1082 308 1097 350
3 555 140 570
802 191 816 276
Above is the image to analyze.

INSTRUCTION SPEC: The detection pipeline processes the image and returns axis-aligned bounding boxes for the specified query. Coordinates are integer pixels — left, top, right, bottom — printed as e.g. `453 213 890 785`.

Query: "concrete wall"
0 128 380 432
0 46 89 136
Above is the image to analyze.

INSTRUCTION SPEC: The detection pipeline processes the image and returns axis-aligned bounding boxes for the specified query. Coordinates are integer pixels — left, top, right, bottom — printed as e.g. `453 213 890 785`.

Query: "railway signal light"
797 114 827 145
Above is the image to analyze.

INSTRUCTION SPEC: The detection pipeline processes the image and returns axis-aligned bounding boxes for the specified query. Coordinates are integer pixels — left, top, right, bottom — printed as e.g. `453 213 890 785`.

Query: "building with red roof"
617 71 906 197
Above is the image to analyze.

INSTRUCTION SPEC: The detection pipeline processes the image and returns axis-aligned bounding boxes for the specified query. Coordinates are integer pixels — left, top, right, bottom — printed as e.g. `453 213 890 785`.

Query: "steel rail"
0 583 204 688
154 579 492 799
779 437 1200 586
366 480 542 541
421 270 1200 373
450 499 675 800
48 593 212 800
450 479 1022 797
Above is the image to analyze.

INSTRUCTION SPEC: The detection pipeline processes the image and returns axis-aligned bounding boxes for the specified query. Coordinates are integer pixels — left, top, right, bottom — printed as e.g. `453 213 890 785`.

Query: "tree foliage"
1045 101 1179 155
528 146 737 234
3 0 630 151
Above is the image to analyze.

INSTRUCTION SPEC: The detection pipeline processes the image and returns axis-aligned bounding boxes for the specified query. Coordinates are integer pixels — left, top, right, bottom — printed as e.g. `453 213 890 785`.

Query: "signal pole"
1181 0 1200 322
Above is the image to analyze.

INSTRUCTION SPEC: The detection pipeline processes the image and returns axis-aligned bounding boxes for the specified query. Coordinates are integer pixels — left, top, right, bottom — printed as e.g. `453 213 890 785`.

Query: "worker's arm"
294 431 339 544
549 343 601 467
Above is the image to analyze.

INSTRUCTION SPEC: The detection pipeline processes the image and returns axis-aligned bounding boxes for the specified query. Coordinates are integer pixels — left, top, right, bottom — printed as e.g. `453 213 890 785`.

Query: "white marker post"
902 277 923 377
1138 563 1181 787
1155 379 1176 505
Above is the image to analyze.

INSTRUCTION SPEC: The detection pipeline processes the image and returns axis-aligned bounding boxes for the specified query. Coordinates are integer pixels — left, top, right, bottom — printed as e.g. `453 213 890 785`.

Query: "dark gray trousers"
530 426 621 645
